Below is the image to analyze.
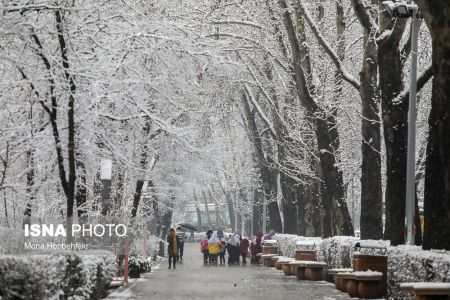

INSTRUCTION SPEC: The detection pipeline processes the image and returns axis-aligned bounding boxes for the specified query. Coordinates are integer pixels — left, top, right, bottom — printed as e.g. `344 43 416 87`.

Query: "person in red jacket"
239 236 250 264
200 235 209 264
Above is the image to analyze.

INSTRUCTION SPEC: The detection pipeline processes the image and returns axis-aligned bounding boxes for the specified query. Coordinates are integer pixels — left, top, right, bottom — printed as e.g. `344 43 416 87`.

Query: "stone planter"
261 254 276 266
353 254 388 296
334 273 348 292
262 240 278 255
344 274 359 298
295 250 317 261
304 262 327 281
410 283 450 300
290 265 298 277
282 263 292 276
355 272 384 299
289 261 307 280
358 280 384 299
327 268 353 283
267 256 281 268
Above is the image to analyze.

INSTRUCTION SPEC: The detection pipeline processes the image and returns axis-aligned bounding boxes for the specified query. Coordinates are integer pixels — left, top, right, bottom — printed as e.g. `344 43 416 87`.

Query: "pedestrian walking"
167 228 180 269
219 238 227 265
227 233 241 264
176 226 188 261
200 235 209 264
250 232 263 264
240 236 250 264
208 231 221 264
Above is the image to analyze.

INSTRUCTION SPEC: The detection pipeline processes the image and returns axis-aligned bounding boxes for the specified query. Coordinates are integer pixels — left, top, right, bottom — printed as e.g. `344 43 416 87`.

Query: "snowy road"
129 243 353 300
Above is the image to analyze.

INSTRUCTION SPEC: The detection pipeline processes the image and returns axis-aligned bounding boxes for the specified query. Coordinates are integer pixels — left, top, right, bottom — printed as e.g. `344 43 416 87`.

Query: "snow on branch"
243 84 278 141
296 0 361 91
205 32 289 72
393 64 433 106
211 20 264 30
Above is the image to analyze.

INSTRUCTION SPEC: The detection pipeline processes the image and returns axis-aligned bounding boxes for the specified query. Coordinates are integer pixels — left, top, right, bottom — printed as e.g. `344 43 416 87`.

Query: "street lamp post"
383 0 421 245
405 5 420 246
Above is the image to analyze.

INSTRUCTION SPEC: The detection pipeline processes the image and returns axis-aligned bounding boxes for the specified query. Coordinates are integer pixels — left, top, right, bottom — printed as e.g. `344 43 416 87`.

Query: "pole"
351 178 355 229
124 236 129 285
405 7 420 246
262 194 267 234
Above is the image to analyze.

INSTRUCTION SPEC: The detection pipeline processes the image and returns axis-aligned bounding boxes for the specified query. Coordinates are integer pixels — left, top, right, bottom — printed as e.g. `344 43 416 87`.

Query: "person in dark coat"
250 232 263 264
167 228 180 269
176 226 187 261
239 237 250 264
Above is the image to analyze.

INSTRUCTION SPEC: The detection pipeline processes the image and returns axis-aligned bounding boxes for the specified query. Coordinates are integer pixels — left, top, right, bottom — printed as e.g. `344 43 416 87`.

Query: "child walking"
219 238 227 265
200 235 209 264
208 231 221 264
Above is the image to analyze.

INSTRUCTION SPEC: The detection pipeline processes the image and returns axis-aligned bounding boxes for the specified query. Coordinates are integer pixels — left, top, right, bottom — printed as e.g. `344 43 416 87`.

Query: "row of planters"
0 251 115 300
274 234 450 299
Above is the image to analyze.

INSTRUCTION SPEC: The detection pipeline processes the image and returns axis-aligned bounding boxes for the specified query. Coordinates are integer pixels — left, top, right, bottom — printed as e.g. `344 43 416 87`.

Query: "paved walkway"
131 243 352 300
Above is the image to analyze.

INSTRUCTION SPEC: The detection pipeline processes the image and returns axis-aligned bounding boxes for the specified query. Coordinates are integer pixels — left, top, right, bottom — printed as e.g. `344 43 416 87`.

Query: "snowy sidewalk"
125 243 353 300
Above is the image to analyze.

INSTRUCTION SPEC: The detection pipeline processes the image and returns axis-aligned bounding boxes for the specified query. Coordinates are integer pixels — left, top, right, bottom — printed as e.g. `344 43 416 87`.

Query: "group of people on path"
167 225 276 269
200 229 276 266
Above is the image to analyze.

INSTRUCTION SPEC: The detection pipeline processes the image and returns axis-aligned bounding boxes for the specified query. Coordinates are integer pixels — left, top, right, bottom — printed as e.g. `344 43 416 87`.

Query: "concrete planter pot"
353 254 388 296
262 246 278 255
358 280 384 299
295 250 317 261
345 276 359 298
282 263 292 276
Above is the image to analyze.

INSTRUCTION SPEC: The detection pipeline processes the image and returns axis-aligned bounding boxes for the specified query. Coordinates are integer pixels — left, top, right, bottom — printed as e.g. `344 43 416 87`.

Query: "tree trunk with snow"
378 10 408 245
423 2 450 250
280 0 353 237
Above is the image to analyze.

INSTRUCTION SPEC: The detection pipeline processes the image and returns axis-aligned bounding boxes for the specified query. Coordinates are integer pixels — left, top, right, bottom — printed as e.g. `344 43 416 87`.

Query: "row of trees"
197 0 449 250
0 0 449 250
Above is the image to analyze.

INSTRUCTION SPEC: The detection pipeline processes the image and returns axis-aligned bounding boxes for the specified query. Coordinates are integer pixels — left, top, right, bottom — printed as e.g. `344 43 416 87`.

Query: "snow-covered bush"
0 227 25 255
0 252 116 300
317 236 359 269
127 257 151 279
82 253 116 300
386 246 450 299
0 255 67 300
274 234 322 258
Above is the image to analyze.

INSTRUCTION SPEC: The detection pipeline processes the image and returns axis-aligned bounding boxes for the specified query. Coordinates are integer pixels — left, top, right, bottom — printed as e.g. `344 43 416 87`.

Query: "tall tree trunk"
55 10 76 240
161 195 174 239
23 147 34 225
113 166 125 215
252 186 263 233
193 191 203 230
423 2 450 250
241 91 282 232
280 173 299 234
378 10 408 245
280 0 353 237
202 190 211 227
349 0 383 240
359 30 383 239
131 121 151 218
217 181 235 232
75 155 87 222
